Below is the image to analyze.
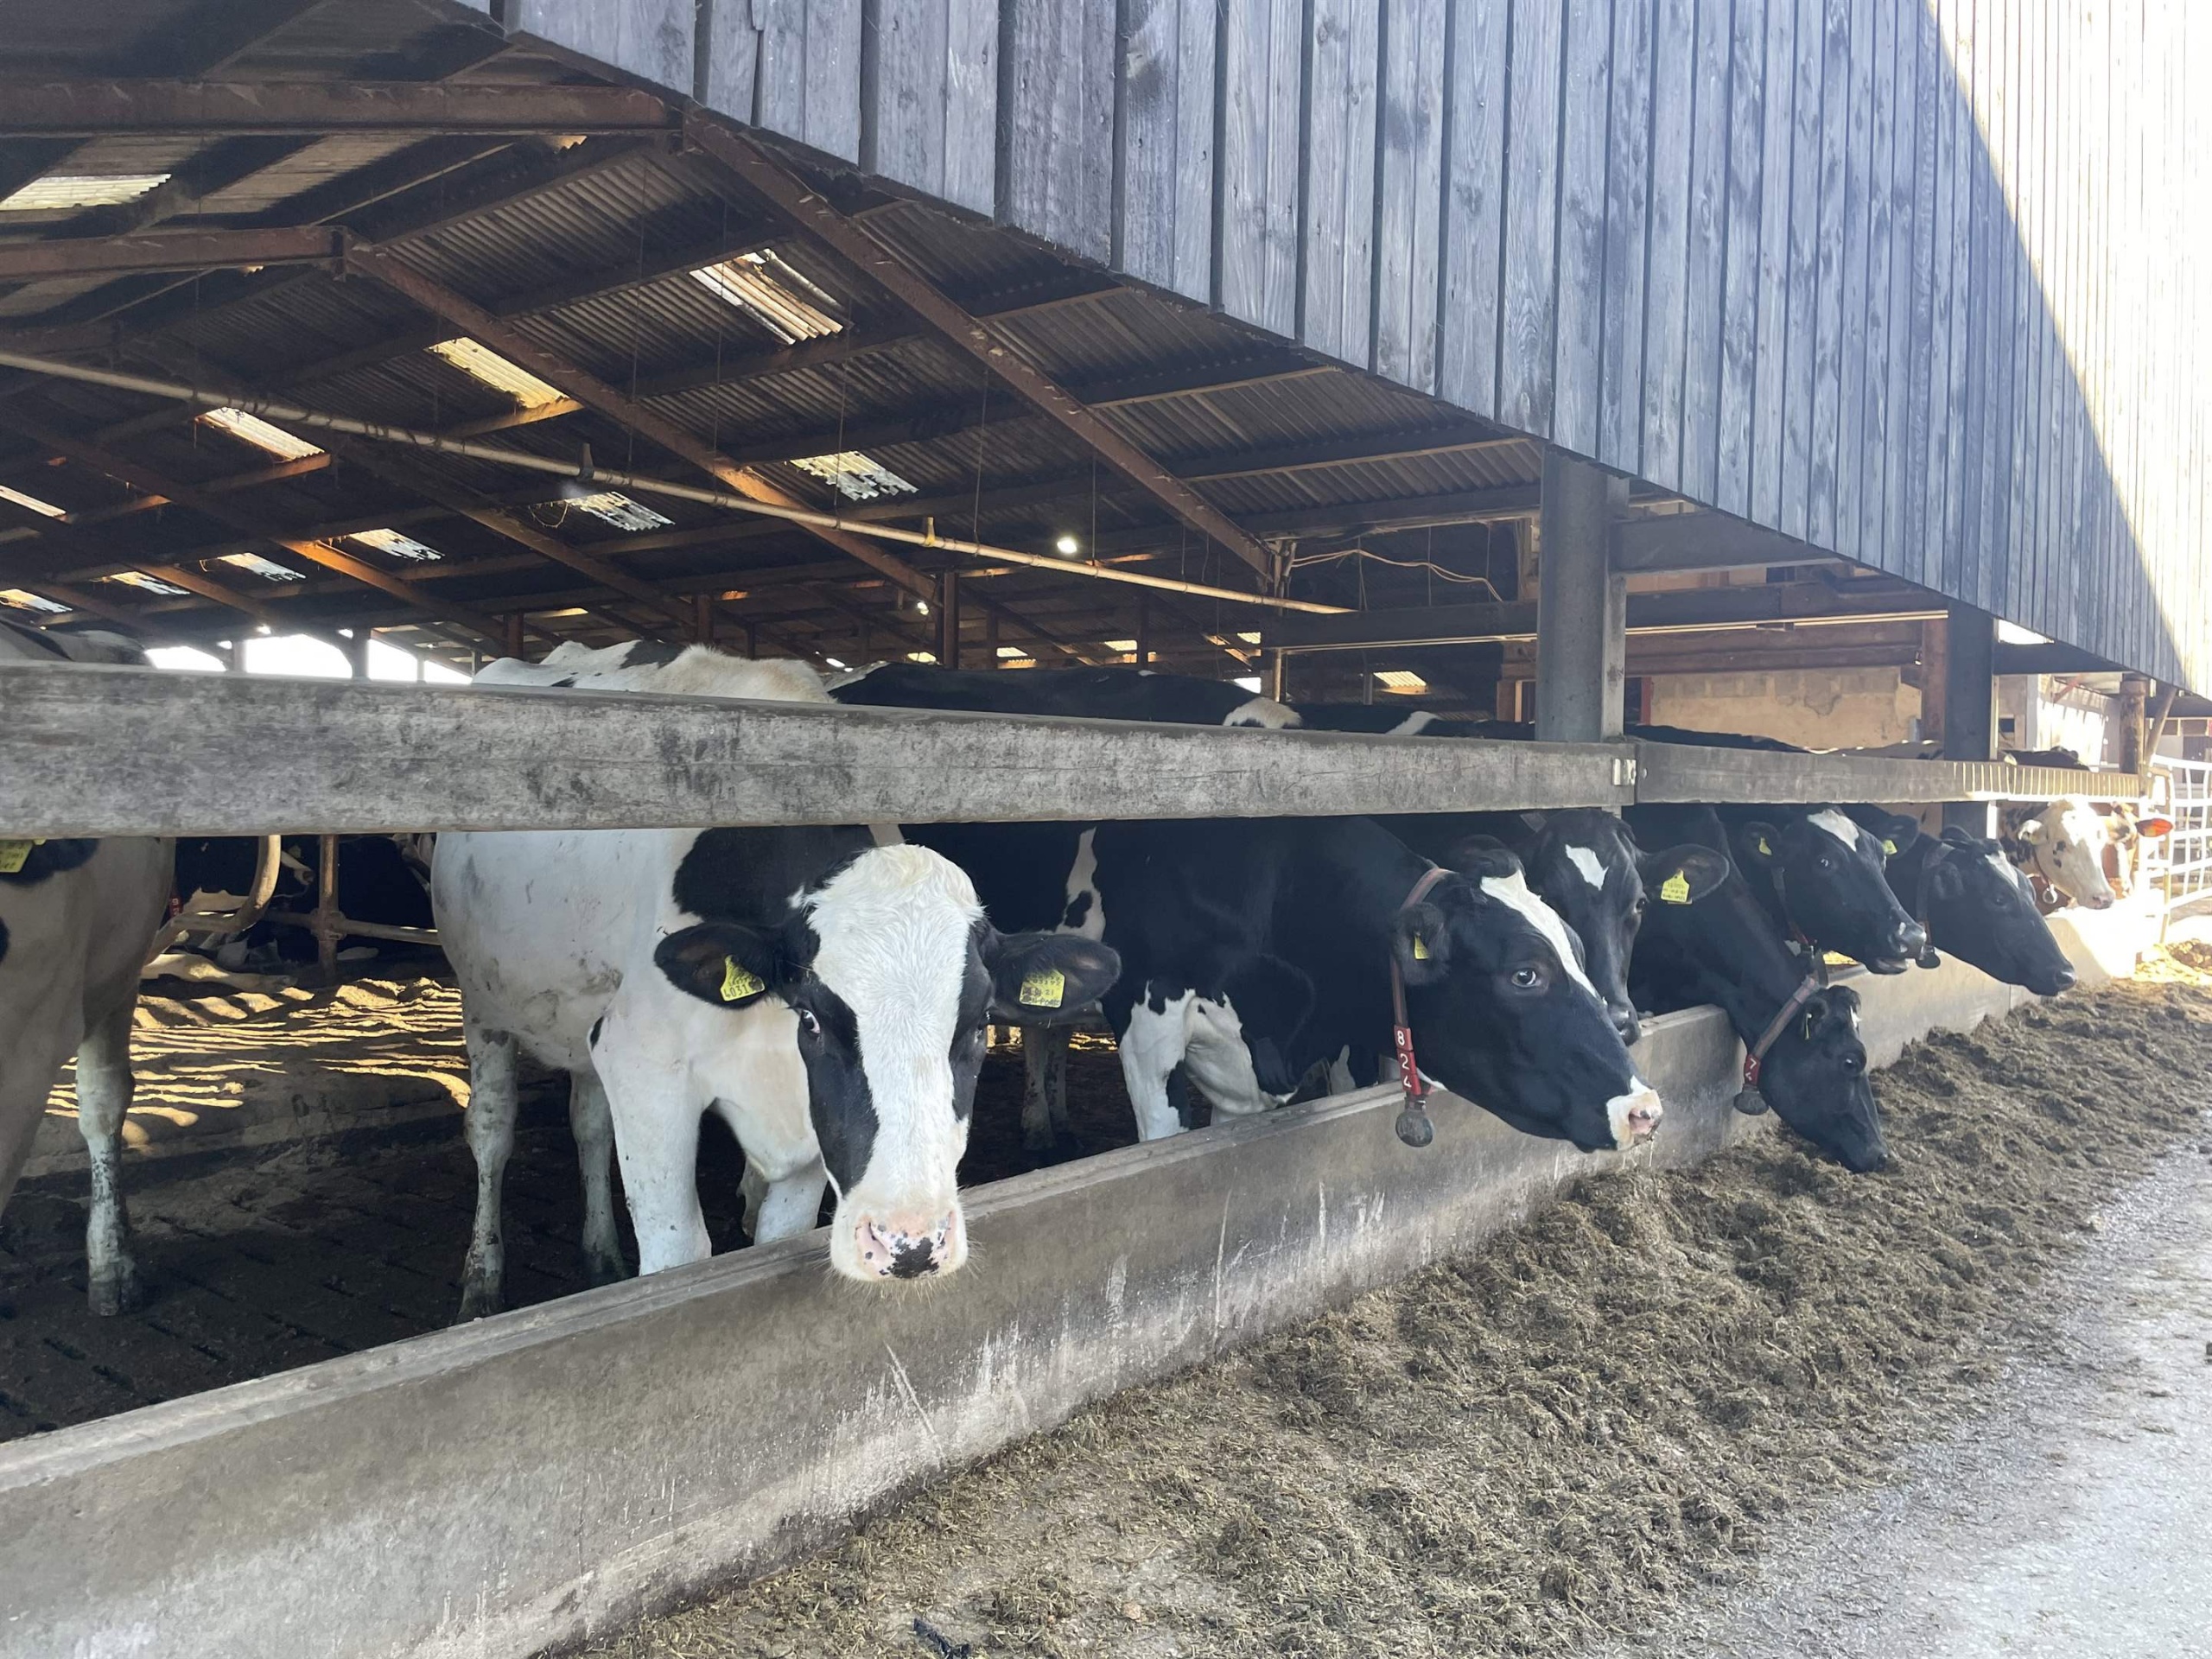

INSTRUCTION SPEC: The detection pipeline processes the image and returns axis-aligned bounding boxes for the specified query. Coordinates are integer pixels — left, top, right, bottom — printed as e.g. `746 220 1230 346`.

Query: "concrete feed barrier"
0 949 2082 1659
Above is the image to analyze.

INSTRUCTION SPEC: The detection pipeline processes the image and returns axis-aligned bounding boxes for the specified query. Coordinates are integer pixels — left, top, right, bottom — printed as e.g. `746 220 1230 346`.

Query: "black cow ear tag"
1410 934 1430 961
1657 870 1693 905
720 957 765 1001
1019 967 1065 1009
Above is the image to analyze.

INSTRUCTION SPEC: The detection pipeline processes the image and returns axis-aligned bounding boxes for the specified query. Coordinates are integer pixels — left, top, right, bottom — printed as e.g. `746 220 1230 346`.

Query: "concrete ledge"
0 959 2057 1659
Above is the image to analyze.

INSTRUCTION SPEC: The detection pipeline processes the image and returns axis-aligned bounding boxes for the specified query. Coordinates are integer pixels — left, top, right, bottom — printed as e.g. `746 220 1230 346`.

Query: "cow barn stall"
1 1 2210 1656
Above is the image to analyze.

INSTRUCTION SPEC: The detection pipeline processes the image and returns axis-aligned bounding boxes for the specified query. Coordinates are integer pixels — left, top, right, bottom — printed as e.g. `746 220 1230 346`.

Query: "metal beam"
0 227 347 282
684 118 1280 584
0 664 1637 836
0 81 682 138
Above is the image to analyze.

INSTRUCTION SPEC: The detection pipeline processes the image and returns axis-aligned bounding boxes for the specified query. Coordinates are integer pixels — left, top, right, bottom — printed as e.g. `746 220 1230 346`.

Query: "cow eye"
1815 853 1834 870
1840 1052 1862 1074
794 1007 822 1039
1510 964 1544 990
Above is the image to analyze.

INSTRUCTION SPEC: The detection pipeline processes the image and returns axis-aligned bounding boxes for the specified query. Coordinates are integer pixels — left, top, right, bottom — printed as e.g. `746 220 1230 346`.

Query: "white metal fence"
2151 757 2212 918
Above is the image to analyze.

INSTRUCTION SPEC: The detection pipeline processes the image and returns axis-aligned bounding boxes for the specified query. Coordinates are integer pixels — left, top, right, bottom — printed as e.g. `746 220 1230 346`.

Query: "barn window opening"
562 491 673 531
1236 631 1262 644
1373 670 1428 693
198 406 325 461
0 483 67 518
426 338 567 408
1103 639 1139 652
146 645 226 671
690 251 842 342
0 172 169 211
219 552 305 582
790 449 916 501
103 569 189 595
349 527 444 561
0 588 70 613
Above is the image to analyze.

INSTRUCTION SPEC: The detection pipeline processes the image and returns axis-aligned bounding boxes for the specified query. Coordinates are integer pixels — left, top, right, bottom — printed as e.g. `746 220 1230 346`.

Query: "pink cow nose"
856 1213 957 1280
1625 1102 1662 1141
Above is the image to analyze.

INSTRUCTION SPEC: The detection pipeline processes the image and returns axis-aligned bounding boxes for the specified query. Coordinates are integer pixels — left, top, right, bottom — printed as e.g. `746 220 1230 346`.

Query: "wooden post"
984 608 1000 664
692 591 715 645
1535 450 1628 742
504 610 525 660
745 620 760 659
1942 606 1997 836
312 833 340 982
1269 650 1288 702
938 571 962 669
2118 674 2152 775
1135 591 1151 667
346 631 371 679
1918 618 1948 746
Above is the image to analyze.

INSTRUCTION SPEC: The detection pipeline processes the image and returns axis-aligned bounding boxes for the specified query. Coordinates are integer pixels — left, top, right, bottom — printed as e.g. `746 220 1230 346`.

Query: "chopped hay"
595 968 2212 1659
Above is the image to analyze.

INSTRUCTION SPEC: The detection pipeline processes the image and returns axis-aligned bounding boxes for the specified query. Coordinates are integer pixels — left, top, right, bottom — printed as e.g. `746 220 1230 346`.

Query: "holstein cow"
431 643 1116 1313
0 621 175 1313
1846 810 2077 995
1713 804 1929 973
1628 804 1888 1172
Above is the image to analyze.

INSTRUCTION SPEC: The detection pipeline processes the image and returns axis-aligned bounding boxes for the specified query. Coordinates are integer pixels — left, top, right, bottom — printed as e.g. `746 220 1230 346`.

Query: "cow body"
433 643 1114 1313
0 622 174 1313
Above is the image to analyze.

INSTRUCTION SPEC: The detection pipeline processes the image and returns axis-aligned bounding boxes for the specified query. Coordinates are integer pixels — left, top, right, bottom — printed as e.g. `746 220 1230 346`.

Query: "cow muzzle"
849 1208 965 1281
1609 1002 1643 1046
1607 1084 1664 1148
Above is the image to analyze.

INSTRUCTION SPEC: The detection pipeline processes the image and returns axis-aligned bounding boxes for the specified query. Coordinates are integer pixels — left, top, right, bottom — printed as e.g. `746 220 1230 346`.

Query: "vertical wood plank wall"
504 0 2209 692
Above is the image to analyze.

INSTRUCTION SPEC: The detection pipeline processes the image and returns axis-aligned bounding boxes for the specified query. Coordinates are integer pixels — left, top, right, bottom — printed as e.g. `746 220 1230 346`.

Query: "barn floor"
583 962 2212 1659
0 976 1136 1441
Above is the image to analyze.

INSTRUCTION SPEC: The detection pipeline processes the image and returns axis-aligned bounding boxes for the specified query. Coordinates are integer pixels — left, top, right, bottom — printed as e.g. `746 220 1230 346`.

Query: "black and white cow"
1848 810 2077 995
0 621 175 1313
1713 804 1929 973
431 643 1116 1313
1627 804 1888 1172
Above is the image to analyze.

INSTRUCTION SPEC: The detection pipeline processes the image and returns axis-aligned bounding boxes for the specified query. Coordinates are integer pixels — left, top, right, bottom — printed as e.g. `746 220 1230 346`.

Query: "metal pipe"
0 349 1350 616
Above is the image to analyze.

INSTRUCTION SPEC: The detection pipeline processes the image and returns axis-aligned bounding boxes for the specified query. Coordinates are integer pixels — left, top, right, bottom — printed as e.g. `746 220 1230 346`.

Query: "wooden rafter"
0 81 680 139
0 227 349 283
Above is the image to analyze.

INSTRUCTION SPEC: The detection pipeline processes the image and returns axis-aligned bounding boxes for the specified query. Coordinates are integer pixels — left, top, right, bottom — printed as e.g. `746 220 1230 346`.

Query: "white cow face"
2013 798 2114 909
655 846 1118 1282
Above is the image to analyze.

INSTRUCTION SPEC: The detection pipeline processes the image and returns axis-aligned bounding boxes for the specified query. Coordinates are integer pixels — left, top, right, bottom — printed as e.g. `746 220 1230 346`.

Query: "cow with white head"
2007 797 2119 909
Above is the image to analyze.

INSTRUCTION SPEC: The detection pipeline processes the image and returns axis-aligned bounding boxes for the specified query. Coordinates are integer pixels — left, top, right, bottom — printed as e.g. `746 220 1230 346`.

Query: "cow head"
1910 828 2076 996
1461 812 1728 1045
655 845 1118 1283
1396 845 1662 1153
2011 798 2115 908
1734 807 1928 971
1755 985 1887 1172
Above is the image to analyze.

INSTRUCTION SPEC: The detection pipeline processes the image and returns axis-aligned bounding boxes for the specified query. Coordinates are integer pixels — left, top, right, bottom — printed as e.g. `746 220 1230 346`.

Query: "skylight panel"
0 483 66 518
220 552 305 582
199 406 325 461
1103 639 1139 652
1373 670 1428 692
0 173 169 212
104 570 189 595
0 588 69 613
995 645 1027 658
790 449 917 502
349 527 444 562
690 251 842 343
426 338 567 408
566 491 672 531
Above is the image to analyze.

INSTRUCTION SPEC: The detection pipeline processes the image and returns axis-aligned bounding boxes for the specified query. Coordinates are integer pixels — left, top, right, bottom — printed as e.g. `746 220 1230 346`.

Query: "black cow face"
1394 845 1660 1153
1735 808 1927 971
1912 828 2076 996
1753 986 1886 1171
1464 814 1728 1046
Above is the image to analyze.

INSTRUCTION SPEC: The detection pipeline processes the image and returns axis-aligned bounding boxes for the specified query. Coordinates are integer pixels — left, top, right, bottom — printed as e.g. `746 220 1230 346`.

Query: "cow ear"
1928 856 1967 901
1390 901 1451 986
1876 812 1923 855
985 931 1121 1025
1637 844 1730 905
1735 820 1783 868
654 921 793 1010
2013 817 2049 845
1446 838 1520 880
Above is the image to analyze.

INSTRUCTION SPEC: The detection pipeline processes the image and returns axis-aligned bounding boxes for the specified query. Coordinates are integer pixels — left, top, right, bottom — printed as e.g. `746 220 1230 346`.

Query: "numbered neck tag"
0 840 41 875
1018 967 1065 1009
1657 871 1692 905
720 957 765 1001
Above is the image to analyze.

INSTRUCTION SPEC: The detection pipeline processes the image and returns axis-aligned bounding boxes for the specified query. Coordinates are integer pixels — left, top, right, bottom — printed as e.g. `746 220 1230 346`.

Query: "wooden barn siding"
505 0 2209 690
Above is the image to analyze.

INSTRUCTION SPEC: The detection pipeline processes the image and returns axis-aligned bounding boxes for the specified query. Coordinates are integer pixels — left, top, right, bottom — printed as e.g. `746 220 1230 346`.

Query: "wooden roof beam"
683 118 1279 586
0 81 681 139
0 227 349 283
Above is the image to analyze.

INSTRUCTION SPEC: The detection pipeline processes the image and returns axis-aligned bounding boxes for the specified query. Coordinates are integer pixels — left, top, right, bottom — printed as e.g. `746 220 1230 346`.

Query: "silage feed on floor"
597 969 2212 1659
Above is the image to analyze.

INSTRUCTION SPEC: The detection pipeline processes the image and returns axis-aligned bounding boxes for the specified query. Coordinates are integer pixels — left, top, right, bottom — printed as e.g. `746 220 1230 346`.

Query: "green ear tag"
1019 967 1066 1008
1755 835 1772 857
1882 838 1898 855
1658 871 1692 905
0 839 38 875
720 957 764 1001
1801 1009 1817 1041
1411 934 1430 961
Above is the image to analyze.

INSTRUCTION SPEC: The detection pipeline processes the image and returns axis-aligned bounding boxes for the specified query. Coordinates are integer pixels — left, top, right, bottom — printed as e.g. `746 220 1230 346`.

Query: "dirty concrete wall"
0 942 2119 1659
1648 668 1923 750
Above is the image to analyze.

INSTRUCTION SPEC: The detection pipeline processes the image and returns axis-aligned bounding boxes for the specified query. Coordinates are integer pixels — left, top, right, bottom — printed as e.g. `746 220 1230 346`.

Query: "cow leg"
1019 1024 1070 1151
1045 1027 1072 1136
457 1027 519 1320
600 1059 712 1274
567 1069 626 1287
750 1160 830 1242
74 1001 145 1316
737 1160 770 1241
1117 988 1194 1141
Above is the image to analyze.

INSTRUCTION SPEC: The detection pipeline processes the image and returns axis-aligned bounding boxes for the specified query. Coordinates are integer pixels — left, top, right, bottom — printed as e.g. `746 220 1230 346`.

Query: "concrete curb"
0 947 2088 1659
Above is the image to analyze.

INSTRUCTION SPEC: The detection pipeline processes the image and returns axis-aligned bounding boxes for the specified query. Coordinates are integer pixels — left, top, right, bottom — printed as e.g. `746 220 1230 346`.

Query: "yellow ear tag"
0 840 38 874
1658 871 1692 905
1018 967 1066 1008
719 957 764 1001
1411 934 1430 960
1882 838 1897 855
1756 835 1772 857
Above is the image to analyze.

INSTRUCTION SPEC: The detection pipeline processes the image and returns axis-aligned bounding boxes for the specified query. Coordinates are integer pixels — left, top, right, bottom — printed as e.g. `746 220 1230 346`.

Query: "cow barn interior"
3 3 2212 1656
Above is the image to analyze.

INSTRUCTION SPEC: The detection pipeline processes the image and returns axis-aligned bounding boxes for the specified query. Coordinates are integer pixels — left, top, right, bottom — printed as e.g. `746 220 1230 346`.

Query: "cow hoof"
455 1283 505 1323
87 1262 147 1318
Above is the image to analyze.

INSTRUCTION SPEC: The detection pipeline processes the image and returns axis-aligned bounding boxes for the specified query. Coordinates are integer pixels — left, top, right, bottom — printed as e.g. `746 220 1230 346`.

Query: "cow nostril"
862 1216 954 1279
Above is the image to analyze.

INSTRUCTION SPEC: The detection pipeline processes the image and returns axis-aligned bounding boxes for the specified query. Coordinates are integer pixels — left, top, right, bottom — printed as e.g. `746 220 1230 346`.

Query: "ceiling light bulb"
1054 535 1079 556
